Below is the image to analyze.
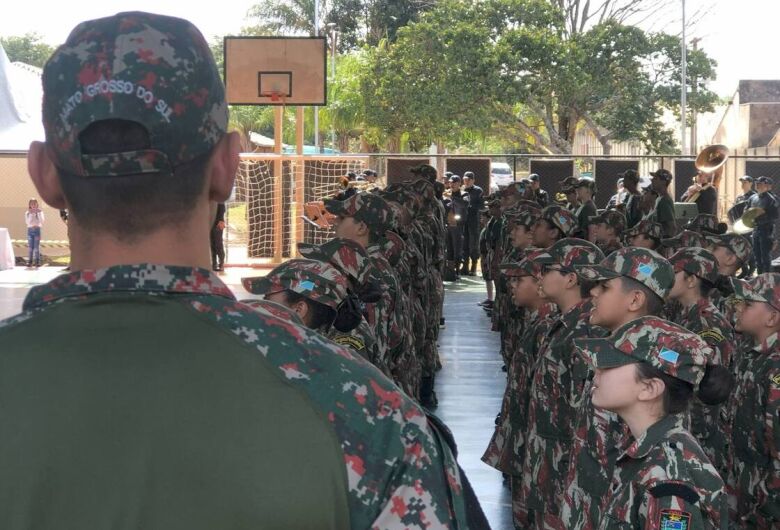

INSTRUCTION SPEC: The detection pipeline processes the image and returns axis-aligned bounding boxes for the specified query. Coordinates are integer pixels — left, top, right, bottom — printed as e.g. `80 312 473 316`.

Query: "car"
491 162 514 191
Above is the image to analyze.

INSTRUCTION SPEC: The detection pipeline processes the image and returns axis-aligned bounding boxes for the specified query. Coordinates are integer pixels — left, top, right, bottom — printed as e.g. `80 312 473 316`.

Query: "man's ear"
27 141 68 209
207 131 240 202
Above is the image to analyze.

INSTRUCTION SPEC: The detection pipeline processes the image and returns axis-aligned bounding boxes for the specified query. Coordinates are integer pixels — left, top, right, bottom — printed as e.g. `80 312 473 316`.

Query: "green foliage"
0 33 55 68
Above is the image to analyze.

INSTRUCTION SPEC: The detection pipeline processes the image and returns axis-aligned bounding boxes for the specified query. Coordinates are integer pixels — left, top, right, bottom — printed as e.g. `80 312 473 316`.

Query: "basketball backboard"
224 37 327 106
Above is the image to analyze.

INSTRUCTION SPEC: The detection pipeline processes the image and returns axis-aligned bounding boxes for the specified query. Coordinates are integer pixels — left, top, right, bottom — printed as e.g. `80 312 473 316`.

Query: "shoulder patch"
649 483 700 504
699 329 726 344
659 509 691 530
771 374 780 386
333 335 366 352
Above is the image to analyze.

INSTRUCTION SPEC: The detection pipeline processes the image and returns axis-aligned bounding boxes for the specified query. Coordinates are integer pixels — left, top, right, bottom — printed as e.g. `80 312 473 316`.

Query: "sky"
0 0 777 98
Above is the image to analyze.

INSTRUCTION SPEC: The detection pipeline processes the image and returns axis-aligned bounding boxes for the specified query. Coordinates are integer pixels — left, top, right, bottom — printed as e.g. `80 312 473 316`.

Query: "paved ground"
0 266 512 528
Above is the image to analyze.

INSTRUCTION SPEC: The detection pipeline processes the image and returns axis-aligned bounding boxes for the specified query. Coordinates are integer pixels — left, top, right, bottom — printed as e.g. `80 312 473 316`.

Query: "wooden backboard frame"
224 36 327 106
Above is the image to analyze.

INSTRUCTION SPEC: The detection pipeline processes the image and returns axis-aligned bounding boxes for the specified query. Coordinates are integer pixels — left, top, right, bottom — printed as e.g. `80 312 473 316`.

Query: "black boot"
459 257 470 275
419 376 438 409
469 259 477 276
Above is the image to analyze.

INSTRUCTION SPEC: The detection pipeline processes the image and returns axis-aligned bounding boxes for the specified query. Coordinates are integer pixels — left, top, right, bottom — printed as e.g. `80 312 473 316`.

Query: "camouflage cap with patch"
532 238 605 270
705 233 752 264
241 258 347 311
501 248 545 278
575 316 712 385
590 210 626 234
324 192 393 233
684 214 724 235
660 229 708 250
297 238 372 285
240 298 305 326
539 205 577 236
42 11 227 177
508 204 542 228
575 247 674 299
622 219 663 241
668 247 720 284
730 273 780 312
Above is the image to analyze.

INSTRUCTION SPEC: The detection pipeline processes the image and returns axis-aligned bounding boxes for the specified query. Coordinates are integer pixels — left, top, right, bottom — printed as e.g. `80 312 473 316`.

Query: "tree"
366 0 717 154
0 33 55 68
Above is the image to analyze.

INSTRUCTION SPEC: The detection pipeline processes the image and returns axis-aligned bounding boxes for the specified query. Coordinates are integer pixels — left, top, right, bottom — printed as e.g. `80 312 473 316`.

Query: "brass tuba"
684 144 729 203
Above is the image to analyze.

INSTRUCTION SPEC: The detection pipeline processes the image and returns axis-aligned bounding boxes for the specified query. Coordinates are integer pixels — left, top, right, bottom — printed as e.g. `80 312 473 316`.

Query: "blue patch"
299 280 316 291
638 263 654 276
659 349 680 364
558 214 568 225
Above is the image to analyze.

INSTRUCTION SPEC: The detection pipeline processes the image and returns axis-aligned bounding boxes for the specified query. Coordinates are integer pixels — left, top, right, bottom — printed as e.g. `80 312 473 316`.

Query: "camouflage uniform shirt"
0 265 468 529
599 414 728 529
729 330 780 527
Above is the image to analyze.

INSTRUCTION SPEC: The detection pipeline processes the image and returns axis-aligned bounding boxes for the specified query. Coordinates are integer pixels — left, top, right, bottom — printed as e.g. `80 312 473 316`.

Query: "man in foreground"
2 11 469 529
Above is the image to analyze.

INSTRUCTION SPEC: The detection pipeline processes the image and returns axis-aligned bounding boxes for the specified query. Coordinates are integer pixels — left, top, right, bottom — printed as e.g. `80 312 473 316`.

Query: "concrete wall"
0 153 68 245
738 80 780 104
749 104 780 148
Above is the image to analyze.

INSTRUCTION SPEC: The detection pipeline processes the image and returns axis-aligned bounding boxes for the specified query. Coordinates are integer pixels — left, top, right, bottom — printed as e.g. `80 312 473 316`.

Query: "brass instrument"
733 207 766 235
683 144 729 204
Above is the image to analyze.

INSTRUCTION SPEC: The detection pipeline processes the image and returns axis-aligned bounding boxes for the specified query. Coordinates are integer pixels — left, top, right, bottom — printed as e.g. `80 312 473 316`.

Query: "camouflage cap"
705 233 752 264
539 205 577 236
622 219 663 241
575 247 674 300
684 214 724 235
42 12 227 178
660 230 708 250
409 164 437 181
297 238 372 285
509 204 542 228
730 273 780 312
499 181 526 197
324 192 393 232
575 316 712 385
590 210 626 234
532 238 605 270
239 298 305 326
501 248 545 278
241 259 347 311
668 247 720 284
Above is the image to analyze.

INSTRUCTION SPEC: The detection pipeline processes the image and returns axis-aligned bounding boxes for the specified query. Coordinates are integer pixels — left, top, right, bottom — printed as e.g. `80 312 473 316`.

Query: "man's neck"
68 224 212 271
608 311 648 333
753 327 780 345
676 290 702 310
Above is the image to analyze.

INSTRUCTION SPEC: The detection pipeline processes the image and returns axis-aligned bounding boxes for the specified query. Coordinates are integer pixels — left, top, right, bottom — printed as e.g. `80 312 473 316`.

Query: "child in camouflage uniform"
515 238 604 528
729 273 780 528
667 247 736 477
622 220 663 251
590 210 626 257
562 247 675 529
573 316 730 529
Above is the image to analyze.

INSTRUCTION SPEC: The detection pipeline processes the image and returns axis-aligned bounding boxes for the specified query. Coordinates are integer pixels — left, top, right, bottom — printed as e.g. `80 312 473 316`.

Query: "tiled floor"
0 266 512 528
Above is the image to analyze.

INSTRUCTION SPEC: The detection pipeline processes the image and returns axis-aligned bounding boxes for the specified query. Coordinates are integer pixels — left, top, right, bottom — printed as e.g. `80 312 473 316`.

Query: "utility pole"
313 0 320 153
680 0 687 155
690 37 701 153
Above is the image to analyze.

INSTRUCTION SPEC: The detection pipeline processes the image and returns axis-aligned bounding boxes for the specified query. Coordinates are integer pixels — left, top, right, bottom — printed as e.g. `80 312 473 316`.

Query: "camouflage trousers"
517 434 571 530
422 269 443 377
391 294 425 400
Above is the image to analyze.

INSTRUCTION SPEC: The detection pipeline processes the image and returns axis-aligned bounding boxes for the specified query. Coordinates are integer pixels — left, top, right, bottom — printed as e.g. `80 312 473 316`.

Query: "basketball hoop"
259 91 287 107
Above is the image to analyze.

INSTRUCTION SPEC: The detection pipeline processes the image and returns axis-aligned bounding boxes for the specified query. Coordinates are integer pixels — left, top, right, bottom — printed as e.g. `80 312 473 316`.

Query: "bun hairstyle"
635 362 733 415
714 222 728 235
332 279 383 333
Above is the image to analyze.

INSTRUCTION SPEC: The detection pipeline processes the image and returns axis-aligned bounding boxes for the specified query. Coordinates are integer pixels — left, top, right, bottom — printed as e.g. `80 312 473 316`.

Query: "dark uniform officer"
729 175 757 224
528 173 549 208
650 168 678 238
620 169 643 229
748 176 779 273
210 202 225 271
461 171 484 275
444 174 468 279
573 177 598 239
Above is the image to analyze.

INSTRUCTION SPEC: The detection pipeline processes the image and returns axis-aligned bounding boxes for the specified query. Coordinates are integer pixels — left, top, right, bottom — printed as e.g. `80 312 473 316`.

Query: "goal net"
225 155 367 267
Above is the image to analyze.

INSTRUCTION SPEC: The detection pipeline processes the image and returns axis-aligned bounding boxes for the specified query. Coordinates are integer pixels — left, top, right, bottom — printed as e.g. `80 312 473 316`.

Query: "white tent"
0 44 44 150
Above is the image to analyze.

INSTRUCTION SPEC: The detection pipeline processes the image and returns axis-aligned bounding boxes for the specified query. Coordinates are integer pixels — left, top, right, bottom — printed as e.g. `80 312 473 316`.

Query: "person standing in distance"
210 202 225 271
461 171 483 276
10 11 470 529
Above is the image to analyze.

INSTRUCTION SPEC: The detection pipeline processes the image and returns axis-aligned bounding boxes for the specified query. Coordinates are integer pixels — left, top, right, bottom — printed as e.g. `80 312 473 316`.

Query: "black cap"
739 175 753 182
650 169 673 182
449 174 462 183
619 169 639 182
575 177 596 189
464 171 475 179
528 173 540 182
445 171 454 177
757 176 774 186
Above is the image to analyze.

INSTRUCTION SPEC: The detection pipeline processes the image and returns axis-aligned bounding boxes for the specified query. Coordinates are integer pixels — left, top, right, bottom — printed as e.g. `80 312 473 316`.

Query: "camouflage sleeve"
755 362 780 522
639 483 711 529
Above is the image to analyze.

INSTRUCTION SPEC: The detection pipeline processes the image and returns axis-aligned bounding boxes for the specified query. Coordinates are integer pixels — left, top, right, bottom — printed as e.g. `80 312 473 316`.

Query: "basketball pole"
313 0 320 153
294 107 306 254
273 106 284 262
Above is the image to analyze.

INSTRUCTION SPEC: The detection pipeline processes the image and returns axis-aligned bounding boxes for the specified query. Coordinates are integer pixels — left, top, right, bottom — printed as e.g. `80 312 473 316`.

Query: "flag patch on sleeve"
659 509 691 530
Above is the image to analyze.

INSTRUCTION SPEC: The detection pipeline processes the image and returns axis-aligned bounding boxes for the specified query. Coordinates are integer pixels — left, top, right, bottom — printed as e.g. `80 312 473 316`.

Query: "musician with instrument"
747 176 779 273
681 170 718 216
728 176 756 225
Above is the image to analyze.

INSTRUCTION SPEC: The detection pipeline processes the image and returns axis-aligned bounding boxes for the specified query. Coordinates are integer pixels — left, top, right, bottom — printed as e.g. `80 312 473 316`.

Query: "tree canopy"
0 33 55 68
